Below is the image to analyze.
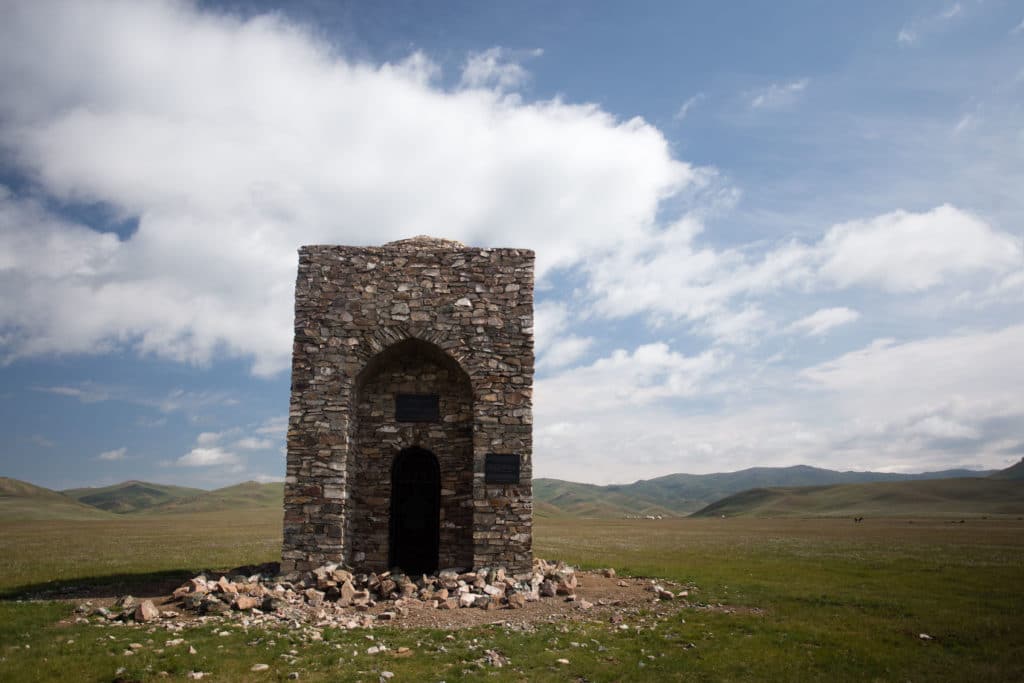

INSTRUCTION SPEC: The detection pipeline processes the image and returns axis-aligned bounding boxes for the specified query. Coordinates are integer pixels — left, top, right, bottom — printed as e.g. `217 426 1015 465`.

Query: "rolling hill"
534 464 997 517
0 477 116 521
144 481 284 514
63 480 206 513
989 457 1024 480
690 477 1024 518
5 460 1018 521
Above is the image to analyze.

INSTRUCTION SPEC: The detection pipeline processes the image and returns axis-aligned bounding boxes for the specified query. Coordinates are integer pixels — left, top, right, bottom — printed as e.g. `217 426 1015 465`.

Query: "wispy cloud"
897 28 918 45
899 3 966 45
28 434 55 448
175 446 240 468
674 93 705 121
97 447 127 461
33 383 236 417
939 3 962 21
749 79 809 110
789 307 861 337
1012 18 1024 35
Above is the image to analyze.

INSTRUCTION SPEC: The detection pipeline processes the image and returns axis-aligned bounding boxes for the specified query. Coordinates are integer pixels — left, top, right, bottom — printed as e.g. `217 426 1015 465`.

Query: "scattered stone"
602 568 616 578
251 663 270 672
134 600 160 623
114 595 136 611
556 658 570 665
235 595 260 611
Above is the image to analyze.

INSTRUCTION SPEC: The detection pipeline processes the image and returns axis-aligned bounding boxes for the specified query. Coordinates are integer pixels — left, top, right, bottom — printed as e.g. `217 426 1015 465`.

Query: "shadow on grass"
0 562 280 602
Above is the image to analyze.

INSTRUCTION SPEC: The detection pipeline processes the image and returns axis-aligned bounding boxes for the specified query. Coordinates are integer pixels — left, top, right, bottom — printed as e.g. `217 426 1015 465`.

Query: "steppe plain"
2 497 1022 682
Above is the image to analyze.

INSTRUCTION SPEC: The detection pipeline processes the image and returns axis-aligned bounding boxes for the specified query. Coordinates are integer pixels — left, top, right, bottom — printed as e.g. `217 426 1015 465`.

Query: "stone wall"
282 236 534 574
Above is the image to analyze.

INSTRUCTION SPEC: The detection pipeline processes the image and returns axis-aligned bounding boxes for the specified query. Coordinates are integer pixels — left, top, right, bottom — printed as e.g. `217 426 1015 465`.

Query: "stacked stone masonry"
282 236 534 575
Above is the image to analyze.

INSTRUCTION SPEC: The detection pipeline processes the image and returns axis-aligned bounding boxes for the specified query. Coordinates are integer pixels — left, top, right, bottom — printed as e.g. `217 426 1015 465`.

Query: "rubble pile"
75 559 589 630
168 558 580 618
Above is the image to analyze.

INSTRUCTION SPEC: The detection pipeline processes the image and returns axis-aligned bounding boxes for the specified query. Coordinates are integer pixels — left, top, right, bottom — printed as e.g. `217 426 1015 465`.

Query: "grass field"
1 513 1023 681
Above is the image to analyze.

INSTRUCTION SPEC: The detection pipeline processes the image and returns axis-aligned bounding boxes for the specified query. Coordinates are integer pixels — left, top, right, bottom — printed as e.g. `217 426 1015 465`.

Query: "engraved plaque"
395 394 440 422
485 453 520 484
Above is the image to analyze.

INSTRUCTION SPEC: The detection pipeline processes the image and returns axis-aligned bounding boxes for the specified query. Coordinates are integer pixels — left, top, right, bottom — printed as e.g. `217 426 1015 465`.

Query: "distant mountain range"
1 459 1020 521
0 477 283 521
534 464 1009 517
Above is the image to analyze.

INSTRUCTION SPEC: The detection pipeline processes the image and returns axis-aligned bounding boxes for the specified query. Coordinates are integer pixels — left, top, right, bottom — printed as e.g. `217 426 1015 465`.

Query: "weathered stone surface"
235 595 260 611
134 600 159 623
282 237 534 574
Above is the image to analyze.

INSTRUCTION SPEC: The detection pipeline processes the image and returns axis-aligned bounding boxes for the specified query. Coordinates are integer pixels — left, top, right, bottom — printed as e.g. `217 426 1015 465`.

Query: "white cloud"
196 431 222 446
1013 18 1024 35
533 301 570 354
536 325 1024 482
536 342 727 418
674 93 704 121
789 307 861 337
234 437 274 450
802 325 1024 425
538 335 593 370
176 447 240 467
254 415 288 437
97 447 127 461
818 205 1021 292
459 47 541 91
0 0 695 375
749 78 808 110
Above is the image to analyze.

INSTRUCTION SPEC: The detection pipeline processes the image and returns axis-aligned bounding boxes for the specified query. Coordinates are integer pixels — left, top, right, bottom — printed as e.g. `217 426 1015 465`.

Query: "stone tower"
281 237 534 575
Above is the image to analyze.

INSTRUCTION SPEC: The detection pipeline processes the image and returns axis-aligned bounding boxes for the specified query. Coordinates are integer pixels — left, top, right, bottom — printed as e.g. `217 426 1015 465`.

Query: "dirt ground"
58 569 720 632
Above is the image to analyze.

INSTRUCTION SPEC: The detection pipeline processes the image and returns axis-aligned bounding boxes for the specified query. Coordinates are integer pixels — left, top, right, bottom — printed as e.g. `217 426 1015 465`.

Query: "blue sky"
1 0 1022 489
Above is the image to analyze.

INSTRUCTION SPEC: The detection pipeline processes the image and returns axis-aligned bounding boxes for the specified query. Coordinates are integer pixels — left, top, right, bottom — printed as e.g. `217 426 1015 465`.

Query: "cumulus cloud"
789 307 861 336
536 325 1024 482
0 0 694 375
97 447 127 461
818 205 1021 292
580 205 1020 345
536 342 727 418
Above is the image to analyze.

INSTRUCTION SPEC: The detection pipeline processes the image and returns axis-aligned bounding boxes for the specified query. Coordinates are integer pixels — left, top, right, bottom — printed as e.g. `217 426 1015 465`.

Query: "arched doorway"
389 447 440 574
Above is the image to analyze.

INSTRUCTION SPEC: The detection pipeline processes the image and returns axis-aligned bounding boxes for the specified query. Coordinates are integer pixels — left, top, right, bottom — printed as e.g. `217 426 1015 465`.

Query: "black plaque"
395 394 440 422
485 453 520 484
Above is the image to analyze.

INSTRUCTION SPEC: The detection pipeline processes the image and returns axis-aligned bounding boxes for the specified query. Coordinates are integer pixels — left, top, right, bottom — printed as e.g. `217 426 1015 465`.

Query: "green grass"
1 515 1023 681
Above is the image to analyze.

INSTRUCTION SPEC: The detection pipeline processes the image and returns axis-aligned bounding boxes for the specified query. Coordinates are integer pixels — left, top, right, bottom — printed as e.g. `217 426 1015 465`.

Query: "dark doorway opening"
389 447 440 574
